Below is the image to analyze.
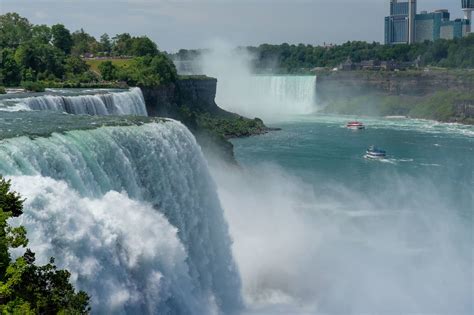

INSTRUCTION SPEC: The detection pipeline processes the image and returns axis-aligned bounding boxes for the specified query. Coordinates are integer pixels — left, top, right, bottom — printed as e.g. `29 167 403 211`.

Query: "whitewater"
1 120 242 314
0 88 147 116
214 75 317 120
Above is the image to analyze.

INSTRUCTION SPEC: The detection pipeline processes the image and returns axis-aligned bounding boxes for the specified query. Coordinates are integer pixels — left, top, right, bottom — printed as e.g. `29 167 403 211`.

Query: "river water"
213 114 473 314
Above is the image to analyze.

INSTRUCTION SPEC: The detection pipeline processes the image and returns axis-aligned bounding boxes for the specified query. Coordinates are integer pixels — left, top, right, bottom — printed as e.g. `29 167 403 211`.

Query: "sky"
0 0 463 52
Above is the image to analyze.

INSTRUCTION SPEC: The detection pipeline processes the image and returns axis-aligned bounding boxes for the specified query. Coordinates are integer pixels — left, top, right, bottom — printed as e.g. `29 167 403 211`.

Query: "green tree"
117 54 177 87
98 61 117 81
0 13 32 49
112 33 132 56
64 56 89 75
31 25 51 46
71 29 99 56
99 33 112 54
0 49 21 86
51 24 73 54
130 36 158 56
0 177 90 314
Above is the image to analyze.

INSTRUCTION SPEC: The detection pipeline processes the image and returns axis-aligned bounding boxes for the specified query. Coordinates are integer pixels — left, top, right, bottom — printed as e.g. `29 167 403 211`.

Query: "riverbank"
316 70 474 125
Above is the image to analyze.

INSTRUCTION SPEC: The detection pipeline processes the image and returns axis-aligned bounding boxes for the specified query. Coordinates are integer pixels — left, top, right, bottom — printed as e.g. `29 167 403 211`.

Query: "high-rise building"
385 0 416 44
385 0 471 44
462 0 474 32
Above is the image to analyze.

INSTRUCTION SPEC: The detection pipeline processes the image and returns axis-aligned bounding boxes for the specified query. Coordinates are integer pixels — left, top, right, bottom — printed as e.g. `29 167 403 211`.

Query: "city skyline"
0 0 465 51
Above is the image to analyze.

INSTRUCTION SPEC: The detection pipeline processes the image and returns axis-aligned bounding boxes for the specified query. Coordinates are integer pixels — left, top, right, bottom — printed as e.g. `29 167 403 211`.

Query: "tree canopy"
0 12 177 88
245 37 474 72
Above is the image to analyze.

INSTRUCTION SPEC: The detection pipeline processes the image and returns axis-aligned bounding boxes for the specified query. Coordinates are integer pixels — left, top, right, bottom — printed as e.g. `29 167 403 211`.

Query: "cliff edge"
141 76 270 161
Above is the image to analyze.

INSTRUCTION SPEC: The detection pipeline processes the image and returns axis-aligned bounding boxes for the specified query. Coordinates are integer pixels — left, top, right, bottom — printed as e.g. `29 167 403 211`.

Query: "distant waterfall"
215 76 317 120
0 88 147 116
1 121 242 314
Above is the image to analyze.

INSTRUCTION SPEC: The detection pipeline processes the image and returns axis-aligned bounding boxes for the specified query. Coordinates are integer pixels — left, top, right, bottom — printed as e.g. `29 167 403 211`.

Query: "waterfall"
215 76 317 121
0 88 147 116
1 121 242 314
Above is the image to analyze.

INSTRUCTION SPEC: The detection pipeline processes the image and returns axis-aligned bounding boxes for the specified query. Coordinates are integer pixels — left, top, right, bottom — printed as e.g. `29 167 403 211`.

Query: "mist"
190 40 318 122
209 158 472 314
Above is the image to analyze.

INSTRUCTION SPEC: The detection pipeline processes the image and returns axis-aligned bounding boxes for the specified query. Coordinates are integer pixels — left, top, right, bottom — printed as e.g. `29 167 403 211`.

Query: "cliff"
142 77 235 118
316 70 474 123
141 76 268 162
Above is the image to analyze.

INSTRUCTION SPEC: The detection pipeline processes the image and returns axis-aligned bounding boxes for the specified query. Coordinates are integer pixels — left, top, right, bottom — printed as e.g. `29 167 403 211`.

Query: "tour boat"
364 146 386 159
346 121 365 130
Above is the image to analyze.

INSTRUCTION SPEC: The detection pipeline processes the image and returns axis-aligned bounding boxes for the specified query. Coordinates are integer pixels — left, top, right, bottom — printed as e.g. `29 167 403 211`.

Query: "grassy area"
85 58 133 73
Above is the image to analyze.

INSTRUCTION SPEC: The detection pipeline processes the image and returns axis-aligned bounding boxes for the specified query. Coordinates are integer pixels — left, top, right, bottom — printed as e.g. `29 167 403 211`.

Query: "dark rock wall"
142 77 230 118
141 77 236 162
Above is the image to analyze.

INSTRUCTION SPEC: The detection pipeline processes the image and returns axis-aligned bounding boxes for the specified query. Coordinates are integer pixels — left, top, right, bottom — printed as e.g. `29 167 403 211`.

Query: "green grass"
85 59 133 73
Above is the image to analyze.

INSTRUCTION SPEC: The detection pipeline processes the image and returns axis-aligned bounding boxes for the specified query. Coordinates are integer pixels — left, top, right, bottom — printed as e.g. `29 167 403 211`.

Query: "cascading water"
1 120 242 314
0 88 147 116
214 75 317 121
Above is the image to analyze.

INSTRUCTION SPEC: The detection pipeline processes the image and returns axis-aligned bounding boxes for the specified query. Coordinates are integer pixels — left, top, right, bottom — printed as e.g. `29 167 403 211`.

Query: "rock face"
142 77 230 118
141 77 238 162
454 101 474 118
316 71 474 101
316 70 474 122
141 83 177 117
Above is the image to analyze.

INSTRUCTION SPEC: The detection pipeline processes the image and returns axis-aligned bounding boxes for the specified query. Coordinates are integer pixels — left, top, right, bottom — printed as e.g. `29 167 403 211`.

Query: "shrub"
21 81 45 92
0 86 6 94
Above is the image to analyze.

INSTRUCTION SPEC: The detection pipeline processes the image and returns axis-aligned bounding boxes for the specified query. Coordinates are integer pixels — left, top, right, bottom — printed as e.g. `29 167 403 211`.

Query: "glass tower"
385 0 416 44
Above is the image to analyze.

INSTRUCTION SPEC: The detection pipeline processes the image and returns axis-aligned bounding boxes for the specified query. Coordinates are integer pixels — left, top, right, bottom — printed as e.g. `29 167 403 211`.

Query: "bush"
0 86 6 94
98 61 117 81
21 81 45 92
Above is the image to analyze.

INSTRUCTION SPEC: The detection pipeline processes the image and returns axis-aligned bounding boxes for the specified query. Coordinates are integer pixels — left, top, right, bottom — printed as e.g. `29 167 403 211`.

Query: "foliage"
245 36 474 72
64 56 89 75
0 12 177 87
98 61 117 81
86 58 131 73
0 49 22 86
0 13 32 49
20 81 45 92
116 54 177 87
99 34 112 54
0 177 90 314
0 87 5 94
71 29 99 56
51 24 73 54
197 112 267 138
174 36 474 73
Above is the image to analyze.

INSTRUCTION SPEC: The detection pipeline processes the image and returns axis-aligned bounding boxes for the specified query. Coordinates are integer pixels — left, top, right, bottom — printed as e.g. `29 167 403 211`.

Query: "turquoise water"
225 115 473 314
233 115 473 215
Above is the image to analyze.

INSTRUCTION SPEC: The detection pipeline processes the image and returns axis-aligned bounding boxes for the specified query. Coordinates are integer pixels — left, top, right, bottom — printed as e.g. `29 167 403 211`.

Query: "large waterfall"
215 76 317 121
1 121 242 314
0 88 147 116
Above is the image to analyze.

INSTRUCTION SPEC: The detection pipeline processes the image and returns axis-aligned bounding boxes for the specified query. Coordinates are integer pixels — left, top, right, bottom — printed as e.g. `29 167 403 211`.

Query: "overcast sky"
0 0 463 52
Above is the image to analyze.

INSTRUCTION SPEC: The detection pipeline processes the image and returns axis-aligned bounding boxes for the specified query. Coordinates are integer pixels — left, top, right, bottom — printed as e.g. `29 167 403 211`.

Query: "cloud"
1 0 462 51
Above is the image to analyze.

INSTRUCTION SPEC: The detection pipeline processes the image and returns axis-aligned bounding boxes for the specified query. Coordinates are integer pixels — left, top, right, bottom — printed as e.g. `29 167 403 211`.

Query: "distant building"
462 0 474 33
385 0 471 45
337 58 418 72
385 0 417 44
